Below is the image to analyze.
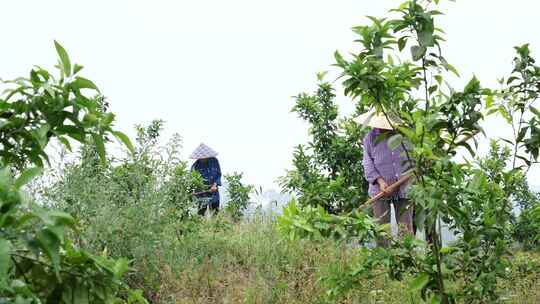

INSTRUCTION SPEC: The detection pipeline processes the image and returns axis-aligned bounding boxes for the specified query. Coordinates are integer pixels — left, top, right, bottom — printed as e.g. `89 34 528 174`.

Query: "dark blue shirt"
191 157 222 203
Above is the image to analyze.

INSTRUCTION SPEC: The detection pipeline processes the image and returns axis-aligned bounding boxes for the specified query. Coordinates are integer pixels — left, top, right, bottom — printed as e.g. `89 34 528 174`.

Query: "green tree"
281 79 368 213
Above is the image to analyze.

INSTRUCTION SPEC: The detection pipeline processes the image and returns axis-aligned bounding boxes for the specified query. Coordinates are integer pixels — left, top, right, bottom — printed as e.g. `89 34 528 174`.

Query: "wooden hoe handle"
358 174 413 209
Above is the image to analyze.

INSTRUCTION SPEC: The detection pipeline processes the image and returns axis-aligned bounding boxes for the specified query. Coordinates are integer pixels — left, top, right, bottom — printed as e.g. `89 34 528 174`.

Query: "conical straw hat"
354 110 394 130
190 143 218 159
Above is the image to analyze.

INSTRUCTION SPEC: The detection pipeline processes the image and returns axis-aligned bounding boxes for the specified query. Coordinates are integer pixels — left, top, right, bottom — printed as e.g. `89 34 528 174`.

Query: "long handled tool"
192 190 213 196
358 174 413 209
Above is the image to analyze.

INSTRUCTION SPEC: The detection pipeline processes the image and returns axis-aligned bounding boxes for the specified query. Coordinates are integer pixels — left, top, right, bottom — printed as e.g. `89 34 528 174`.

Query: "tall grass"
126 216 540 304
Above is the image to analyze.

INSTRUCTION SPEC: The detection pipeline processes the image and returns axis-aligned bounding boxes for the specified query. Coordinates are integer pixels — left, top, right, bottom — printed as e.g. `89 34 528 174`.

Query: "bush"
280 80 369 214
514 205 540 251
43 121 207 297
224 172 253 222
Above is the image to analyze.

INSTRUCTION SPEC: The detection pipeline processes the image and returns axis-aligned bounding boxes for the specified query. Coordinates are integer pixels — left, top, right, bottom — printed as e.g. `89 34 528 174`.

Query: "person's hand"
376 178 389 194
210 183 218 193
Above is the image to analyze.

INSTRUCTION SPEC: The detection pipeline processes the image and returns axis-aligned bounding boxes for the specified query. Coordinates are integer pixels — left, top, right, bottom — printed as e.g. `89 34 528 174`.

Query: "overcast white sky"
2 1 540 190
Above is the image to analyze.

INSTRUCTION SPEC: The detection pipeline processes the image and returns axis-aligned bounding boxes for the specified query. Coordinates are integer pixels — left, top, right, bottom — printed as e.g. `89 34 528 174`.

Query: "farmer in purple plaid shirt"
356 111 414 243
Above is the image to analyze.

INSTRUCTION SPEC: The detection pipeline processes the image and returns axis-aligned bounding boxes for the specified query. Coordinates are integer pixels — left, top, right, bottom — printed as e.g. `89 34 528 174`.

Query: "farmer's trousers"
373 198 414 242
197 199 219 216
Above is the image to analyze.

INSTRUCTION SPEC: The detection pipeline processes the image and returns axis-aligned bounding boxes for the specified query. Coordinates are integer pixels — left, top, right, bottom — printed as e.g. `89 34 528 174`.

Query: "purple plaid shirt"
362 128 409 198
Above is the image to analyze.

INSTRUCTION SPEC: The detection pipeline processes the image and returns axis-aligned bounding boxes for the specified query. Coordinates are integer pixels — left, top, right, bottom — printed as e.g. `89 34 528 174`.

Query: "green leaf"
464 76 480 93
113 258 130 278
58 136 73 152
316 71 328 81
398 36 408 51
334 51 346 66
516 127 529 143
92 134 107 165
388 134 403 151
411 45 427 61
387 54 394 66
530 106 540 118
49 211 76 227
428 85 438 95
429 295 441 304
486 94 494 108
418 31 434 47
54 40 71 77
516 155 532 166
14 167 43 189
507 76 519 85
127 289 147 304
112 131 135 155
500 137 514 145
409 273 430 292
457 141 475 156
446 63 460 77
102 113 115 126
71 76 100 92
36 228 61 277
0 238 11 287
498 106 512 123
486 108 498 116
74 285 90 304
73 64 84 74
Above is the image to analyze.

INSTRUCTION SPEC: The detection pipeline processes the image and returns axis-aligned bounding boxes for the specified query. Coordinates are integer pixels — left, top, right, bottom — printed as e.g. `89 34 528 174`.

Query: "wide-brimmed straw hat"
354 110 394 130
190 143 218 159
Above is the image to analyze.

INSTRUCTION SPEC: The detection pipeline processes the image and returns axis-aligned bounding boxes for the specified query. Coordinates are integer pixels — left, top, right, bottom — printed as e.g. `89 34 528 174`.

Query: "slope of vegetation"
2 0 540 303
99 218 540 304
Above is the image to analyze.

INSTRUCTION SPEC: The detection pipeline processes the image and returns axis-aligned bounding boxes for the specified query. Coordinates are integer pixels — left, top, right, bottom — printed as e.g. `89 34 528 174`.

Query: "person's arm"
362 133 387 191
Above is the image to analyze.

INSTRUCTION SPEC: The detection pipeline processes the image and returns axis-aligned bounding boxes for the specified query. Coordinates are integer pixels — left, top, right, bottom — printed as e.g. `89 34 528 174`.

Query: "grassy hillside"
138 216 540 304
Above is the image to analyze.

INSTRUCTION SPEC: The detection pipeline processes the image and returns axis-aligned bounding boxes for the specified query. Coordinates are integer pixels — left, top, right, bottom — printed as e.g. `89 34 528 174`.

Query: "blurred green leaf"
14 167 43 189
411 45 427 61
36 228 61 277
112 131 135 155
388 134 403 151
54 40 71 77
409 273 430 292
92 134 107 165
0 238 11 287
71 77 100 92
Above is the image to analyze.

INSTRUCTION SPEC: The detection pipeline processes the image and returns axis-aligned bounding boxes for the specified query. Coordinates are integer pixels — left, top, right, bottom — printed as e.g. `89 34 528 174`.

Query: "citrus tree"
281 77 369 213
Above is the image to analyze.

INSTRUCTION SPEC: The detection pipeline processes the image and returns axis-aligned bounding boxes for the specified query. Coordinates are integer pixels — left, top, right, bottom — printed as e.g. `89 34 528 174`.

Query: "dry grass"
127 217 540 304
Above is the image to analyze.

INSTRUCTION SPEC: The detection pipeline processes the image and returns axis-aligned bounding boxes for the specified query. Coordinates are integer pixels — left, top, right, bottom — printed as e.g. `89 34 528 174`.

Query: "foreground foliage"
0 42 144 302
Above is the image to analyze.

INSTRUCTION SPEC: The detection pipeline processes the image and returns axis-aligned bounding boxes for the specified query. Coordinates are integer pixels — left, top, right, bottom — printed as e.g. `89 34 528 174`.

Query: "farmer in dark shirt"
190 143 222 216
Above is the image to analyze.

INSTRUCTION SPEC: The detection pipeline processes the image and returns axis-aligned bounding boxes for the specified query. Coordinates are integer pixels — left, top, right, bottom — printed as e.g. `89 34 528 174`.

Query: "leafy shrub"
514 205 540 250
277 200 384 242
224 172 253 221
280 80 368 213
0 42 144 303
43 120 207 297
